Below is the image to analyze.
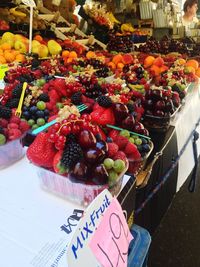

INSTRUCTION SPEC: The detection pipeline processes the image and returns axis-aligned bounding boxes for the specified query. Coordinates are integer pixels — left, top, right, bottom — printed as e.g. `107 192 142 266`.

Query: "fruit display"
0 106 30 169
135 36 200 57
83 3 120 29
0 7 47 31
107 34 133 53
26 113 128 205
142 87 181 131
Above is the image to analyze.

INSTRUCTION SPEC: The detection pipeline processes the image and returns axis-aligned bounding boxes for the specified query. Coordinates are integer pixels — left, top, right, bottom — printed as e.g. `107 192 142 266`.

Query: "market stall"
1 0 200 264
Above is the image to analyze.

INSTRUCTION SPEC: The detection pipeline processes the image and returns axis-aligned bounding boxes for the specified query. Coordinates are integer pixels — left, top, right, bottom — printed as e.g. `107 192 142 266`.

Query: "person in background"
182 0 199 27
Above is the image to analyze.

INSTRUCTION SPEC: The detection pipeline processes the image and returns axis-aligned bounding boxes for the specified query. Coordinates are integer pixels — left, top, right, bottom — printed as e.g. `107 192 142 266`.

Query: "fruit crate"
143 104 182 132
0 137 25 170
36 162 128 206
127 140 154 177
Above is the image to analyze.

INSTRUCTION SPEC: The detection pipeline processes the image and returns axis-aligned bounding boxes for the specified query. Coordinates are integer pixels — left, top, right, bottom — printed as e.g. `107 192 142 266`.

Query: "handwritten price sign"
22 0 36 7
89 198 133 267
66 189 133 267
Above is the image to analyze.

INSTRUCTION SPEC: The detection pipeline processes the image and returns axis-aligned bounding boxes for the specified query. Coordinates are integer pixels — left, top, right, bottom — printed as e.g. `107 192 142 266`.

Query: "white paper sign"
67 189 113 267
22 0 36 7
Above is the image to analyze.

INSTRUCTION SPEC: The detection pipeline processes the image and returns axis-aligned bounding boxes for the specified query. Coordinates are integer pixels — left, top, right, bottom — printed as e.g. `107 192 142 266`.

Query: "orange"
4 51 15 63
117 62 124 70
34 35 43 42
107 62 116 70
112 54 123 65
86 51 96 59
195 67 200 78
144 56 155 68
12 50 20 56
15 54 25 62
1 43 12 51
0 55 6 64
185 59 199 70
0 49 3 56
62 50 70 58
68 51 77 59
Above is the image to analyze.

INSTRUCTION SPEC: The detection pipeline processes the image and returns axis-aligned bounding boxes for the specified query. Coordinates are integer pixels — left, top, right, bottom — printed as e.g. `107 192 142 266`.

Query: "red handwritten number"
97 212 129 267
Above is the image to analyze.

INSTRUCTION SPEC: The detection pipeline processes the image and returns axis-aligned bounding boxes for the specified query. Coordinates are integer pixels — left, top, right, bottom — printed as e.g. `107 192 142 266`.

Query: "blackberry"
0 106 12 119
66 133 77 145
31 59 40 69
18 74 33 83
71 92 82 105
0 126 4 135
127 103 134 113
5 98 19 108
61 143 83 169
97 95 112 108
12 84 22 98
39 93 50 102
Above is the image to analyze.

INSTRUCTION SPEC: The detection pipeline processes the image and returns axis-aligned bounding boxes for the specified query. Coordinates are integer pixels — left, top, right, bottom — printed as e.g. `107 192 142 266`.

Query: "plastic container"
128 224 151 267
36 162 128 206
143 104 181 132
0 138 25 170
128 141 154 176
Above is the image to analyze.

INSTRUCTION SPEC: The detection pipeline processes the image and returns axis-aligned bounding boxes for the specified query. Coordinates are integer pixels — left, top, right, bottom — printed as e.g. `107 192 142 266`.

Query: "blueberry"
23 106 28 112
142 144 150 152
30 106 38 114
44 116 49 121
22 111 30 120
106 137 113 143
141 138 148 144
137 145 143 153
44 109 49 115
36 110 45 118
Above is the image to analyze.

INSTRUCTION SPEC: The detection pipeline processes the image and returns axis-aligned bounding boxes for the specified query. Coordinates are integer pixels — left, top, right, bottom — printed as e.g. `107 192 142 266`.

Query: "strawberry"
113 151 127 161
19 121 30 133
27 132 57 168
124 142 141 161
53 150 67 175
99 108 115 126
108 129 119 141
115 135 129 149
108 143 119 157
8 129 22 140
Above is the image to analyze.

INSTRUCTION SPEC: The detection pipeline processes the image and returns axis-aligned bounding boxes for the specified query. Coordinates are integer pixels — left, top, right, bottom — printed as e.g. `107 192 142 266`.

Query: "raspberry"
8 129 22 141
108 129 119 141
8 123 19 129
0 118 8 128
115 135 129 149
113 151 127 161
108 143 119 157
19 121 30 133
125 142 141 161
9 116 21 124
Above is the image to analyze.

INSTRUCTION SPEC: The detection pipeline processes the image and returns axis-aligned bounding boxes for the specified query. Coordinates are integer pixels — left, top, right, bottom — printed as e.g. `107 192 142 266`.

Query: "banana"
121 23 134 33
9 7 27 18
107 12 121 24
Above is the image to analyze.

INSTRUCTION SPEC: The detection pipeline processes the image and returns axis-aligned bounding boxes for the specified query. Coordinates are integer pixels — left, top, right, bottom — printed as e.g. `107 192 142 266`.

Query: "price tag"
66 189 133 267
89 198 133 267
22 0 36 7
67 190 113 266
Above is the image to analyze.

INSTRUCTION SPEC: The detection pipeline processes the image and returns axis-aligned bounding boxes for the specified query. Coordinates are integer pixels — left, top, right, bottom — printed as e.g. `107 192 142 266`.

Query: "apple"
38 44 48 58
14 40 28 53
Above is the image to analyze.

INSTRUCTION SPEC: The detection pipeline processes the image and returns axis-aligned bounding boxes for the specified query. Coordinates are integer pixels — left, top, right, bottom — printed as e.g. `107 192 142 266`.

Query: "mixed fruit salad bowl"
0 106 30 169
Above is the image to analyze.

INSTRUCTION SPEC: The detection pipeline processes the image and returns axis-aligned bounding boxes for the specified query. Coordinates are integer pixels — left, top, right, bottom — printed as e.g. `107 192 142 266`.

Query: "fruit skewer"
32 104 88 135
106 124 151 140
